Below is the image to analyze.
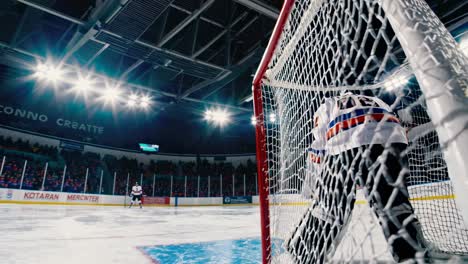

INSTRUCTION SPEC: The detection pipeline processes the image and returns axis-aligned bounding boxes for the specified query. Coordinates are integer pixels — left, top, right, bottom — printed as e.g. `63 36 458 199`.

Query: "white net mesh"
404 102 468 255
256 0 468 263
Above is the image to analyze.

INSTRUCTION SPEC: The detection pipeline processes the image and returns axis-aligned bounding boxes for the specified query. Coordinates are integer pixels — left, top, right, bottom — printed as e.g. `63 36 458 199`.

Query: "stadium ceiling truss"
0 0 465 115
0 0 281 113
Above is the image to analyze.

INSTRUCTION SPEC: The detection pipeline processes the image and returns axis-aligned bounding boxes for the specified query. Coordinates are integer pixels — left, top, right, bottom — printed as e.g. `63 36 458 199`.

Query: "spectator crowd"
0 136 257 197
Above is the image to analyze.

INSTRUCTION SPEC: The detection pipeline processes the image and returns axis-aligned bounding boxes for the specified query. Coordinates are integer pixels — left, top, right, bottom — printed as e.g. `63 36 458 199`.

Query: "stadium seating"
0 136 257 197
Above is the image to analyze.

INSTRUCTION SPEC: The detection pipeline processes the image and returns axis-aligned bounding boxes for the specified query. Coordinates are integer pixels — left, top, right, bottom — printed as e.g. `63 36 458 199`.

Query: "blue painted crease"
139 238 282 264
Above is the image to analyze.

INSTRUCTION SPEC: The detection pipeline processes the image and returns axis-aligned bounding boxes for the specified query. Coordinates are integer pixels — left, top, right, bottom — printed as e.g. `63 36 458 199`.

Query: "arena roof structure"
0 0 284 112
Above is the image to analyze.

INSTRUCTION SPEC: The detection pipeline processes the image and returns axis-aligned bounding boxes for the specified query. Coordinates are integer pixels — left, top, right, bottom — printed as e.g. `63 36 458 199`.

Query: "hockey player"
287 92 429 263
129 182 143 209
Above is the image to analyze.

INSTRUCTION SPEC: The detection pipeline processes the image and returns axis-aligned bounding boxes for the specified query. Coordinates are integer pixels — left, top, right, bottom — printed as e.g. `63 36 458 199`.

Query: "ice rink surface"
0 205 260 264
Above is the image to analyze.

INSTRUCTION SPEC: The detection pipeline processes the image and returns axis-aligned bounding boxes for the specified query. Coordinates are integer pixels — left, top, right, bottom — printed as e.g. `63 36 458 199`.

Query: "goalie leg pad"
286 153 357 264
359 143 429 262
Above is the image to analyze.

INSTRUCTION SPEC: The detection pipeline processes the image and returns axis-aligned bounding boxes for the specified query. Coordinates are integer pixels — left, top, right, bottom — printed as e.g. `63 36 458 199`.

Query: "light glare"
205 109 230 125
384 75 410 91
127 100 136 107
30 61 157 112
74 77 93 92
34 63 64 82
141 101 149 108
139 95 152 108
269 113 276 123
204 110 213 121
34 64 48 78
48 67 64 81
251 116 256 125
141 95 151 104
103 86 121 101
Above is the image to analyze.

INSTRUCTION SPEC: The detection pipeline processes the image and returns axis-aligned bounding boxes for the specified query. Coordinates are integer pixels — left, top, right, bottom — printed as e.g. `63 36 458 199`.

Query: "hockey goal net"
252 0 468 263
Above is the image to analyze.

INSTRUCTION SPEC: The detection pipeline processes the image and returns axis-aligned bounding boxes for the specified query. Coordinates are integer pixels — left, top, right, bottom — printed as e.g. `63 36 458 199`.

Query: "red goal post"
252 1 295 263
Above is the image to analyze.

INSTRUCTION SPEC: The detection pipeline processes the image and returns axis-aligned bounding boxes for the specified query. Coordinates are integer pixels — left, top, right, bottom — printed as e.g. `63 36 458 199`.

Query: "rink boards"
0 188 170 206
0 181 457 207
0 188 243 207
267 180 456 206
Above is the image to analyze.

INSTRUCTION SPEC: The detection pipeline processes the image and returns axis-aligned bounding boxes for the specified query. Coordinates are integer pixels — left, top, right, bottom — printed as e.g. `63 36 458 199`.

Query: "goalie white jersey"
313 93 407 155
303 93 407 197
302 146 325 199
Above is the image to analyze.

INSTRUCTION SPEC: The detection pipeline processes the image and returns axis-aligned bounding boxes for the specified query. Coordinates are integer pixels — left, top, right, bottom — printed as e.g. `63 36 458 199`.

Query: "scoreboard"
139 143 159 153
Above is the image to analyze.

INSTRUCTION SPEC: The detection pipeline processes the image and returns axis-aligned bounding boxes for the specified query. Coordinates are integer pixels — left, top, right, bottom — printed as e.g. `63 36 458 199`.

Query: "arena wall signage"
0 189 14 200
223 196 252 204
66 194 100 203
0 189 116 205
0 104 104 135
0 188 175 206
23 192 60 201
143 196 170 205
60 141 84 151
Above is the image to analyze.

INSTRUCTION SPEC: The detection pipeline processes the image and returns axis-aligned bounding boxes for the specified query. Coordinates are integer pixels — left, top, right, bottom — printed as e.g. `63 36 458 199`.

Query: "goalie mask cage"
252 0 468 263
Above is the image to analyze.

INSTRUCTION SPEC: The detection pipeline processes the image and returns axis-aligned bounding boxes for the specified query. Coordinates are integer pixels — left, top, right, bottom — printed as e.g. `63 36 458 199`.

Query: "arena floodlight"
214 110 230 125
73 76 93 93
140 101 149 108
205 109 230 125
34 63 48 79
251 115 257 125
48 67 64 82
127 100 137 108
383 74 410 91
126 94 138 108
141 95 150 103
129 94 139 101
269 113 276 123
204 110 213 121
34 62 64 82
102 86 121 102
138 95 152 109
219 111 230 124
